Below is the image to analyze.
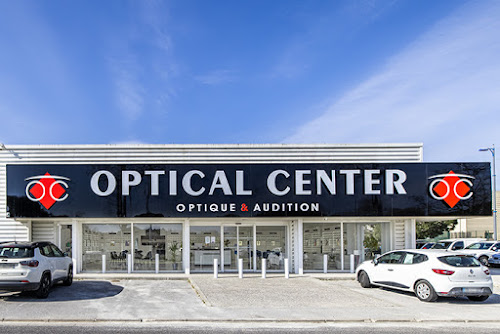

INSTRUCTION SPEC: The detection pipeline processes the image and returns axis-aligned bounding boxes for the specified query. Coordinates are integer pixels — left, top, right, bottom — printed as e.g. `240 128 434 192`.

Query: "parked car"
420 242 435 249
356 249 493 302
488 253 500 267
425 238 485 251
460 241 500 266
416 240 429 249
0 241 73 298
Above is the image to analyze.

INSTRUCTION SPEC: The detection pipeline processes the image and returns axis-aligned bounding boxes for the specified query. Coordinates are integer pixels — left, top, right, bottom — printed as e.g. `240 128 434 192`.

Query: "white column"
323 254 328 274
72 219 80 273
350 254 355 273
297 219 304 275
220 225 225 273
253 224 257 272
404 219 416 249
340 222 345 271
183 219 190 275
102 254 106 273
127 253 132 274
238 258 243 279
155 253 160 274
262 259 266 279
214 258 218 278
284 258 289 279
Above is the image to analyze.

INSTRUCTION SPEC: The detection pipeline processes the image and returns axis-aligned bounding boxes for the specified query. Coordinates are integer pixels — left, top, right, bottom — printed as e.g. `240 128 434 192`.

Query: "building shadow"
0 280 123 302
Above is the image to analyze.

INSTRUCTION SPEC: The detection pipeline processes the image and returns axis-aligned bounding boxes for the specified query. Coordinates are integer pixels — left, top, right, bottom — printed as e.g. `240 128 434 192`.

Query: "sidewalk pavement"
0 271 499 323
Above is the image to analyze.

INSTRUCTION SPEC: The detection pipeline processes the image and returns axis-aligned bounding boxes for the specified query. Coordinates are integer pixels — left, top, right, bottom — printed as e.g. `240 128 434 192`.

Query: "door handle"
387 269 394 271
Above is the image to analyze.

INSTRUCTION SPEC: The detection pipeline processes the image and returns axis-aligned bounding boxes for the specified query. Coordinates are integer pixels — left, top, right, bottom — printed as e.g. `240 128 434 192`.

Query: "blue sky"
0 0 499 165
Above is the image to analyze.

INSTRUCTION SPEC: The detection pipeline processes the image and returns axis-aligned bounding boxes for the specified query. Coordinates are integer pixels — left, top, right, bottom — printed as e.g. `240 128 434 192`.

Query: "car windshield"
0 246 34 258
465 242 493 250
431 241 452 249
438 255 481 267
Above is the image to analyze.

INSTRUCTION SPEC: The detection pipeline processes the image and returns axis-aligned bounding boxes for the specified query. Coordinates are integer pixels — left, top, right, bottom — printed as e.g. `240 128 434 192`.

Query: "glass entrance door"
223 226 253 271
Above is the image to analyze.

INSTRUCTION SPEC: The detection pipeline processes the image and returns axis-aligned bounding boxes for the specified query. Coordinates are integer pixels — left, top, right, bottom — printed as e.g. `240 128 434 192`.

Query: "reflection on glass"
190 226 220 272
256 226 286 271
362 224 382 261
60 225 72 257
133 224 182 272
303 223 341 271
82 224 131 272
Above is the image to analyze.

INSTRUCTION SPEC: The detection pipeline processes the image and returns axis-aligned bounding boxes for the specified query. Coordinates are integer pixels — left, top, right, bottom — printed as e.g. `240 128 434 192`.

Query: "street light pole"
480 144 497 240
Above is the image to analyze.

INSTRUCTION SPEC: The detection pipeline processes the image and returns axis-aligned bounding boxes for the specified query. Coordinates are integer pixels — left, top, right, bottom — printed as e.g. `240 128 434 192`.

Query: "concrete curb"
2 319 500 324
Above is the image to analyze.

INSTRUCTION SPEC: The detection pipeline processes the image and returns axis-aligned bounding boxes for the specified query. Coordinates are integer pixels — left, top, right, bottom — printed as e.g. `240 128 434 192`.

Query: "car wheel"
478 256 489 267
63 266 73 286
35 273 51 299
358 271 372 288
467 295 489 302
414 280 438 302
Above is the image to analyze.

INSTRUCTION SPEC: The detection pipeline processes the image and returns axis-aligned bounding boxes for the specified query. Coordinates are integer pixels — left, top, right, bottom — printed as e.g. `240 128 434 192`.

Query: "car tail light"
20 260 39 267
432 269 455 275
484 269 490 275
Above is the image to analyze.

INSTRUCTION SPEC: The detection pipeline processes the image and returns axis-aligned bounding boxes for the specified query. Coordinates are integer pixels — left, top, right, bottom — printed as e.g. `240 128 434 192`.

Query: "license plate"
0 263 15 269
462 288 483 294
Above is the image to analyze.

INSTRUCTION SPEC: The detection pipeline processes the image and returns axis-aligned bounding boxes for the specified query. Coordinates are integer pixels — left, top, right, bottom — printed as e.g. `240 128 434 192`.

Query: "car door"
450 241 464 251
39 244 57 279
50 244 67 280
370 251 406 288
396 252 429 289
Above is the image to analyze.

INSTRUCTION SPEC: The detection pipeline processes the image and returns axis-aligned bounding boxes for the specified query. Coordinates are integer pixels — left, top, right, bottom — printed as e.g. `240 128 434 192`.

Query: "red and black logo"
25 173 70 210
428 171 474 208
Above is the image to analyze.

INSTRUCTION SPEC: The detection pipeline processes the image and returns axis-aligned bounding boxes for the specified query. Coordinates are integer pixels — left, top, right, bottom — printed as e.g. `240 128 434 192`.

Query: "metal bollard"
102 254 106 274
127 253 132 274
350 254 355 273
284 258 289 279
262 258 266 279
323 254 328 274
238 258 243 279
214 258 219 279
155 253 159 274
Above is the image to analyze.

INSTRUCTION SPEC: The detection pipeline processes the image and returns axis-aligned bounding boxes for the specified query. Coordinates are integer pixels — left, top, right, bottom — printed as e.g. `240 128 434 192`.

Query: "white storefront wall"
0 144 423 274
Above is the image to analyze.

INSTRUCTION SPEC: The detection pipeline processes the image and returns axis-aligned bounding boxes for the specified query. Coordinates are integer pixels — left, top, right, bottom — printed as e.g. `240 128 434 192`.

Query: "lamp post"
479 145 497 240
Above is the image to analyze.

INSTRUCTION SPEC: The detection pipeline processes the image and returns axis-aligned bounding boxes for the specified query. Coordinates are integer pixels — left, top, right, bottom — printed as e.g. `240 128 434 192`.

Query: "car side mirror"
63 252 69 257
373 255 380 265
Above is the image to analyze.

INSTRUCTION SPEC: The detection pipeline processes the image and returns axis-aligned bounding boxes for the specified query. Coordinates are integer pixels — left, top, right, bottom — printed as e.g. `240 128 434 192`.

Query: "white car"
459 241 500 266
426 238 485 251
0 241 73 298
356 249 493 302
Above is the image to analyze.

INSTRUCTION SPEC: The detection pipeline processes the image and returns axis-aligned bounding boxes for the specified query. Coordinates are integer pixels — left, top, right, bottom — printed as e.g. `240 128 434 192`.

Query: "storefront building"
0 144 492 274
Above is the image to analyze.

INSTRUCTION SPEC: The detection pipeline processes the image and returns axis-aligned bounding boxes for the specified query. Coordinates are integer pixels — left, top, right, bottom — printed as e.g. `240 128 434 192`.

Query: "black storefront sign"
6 163 492 218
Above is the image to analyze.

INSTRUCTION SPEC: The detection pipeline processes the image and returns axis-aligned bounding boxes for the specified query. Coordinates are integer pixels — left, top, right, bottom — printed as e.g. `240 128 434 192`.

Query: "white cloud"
113 63 145 121
195 70 237 85
284 1 500 163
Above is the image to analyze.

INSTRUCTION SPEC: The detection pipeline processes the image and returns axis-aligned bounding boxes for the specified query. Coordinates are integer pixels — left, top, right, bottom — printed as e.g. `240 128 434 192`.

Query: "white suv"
460 241 500 266
0 241 73 298
356 249 493 302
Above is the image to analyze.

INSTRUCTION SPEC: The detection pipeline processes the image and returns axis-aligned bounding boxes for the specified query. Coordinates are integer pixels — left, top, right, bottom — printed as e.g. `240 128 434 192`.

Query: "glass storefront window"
256 226 286 271
303 223 341 271
190 226 220 272
133 224 182 272
82 224 131 272
60 225 72 257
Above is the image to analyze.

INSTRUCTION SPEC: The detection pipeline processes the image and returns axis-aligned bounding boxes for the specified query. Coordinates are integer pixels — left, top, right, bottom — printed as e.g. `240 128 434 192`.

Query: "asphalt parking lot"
1 269 500 323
